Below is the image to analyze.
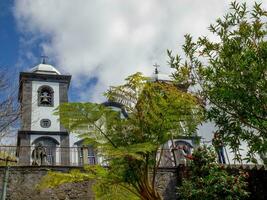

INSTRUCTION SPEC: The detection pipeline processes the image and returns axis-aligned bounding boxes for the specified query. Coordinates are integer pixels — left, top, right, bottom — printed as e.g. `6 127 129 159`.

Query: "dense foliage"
168 1 267 163
178 146 249 200
40 73 203 200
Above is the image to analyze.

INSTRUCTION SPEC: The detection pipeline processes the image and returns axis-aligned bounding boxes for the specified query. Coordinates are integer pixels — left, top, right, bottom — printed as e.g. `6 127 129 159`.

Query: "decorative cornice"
20 72 71 83
18 130 69 136
18 72 71 102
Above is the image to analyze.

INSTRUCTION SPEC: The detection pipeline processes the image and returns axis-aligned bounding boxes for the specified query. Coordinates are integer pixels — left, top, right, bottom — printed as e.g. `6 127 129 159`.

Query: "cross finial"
41 55 48 64
153 63 160 75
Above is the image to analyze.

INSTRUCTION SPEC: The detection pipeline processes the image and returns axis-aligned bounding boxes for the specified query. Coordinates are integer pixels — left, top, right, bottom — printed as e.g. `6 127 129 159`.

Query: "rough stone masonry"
0 166 178 200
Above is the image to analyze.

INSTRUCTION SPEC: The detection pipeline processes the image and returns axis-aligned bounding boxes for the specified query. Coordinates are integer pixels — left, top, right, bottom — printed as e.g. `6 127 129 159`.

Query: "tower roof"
30 63 61 75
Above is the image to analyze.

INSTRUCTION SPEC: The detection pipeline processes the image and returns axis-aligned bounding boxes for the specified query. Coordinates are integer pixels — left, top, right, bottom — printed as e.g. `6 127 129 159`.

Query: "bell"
42 97 50 103
40 91 51 104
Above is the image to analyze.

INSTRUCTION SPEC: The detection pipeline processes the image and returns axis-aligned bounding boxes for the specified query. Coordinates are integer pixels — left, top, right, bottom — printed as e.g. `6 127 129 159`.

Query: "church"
16 61 198 166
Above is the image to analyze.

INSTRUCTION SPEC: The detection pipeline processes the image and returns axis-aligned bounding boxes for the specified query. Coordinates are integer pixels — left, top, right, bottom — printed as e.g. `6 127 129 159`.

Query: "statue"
212 131 226 164
32 143 47 166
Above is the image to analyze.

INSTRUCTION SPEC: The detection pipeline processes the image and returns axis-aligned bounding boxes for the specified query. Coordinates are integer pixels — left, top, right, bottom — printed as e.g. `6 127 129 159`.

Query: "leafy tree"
168 1 267 163
40 72 203 200
0 71 19 141
178 146 250 200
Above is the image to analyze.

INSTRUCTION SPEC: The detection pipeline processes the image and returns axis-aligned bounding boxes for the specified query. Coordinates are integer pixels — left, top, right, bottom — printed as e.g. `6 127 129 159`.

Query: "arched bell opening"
38 85 54 107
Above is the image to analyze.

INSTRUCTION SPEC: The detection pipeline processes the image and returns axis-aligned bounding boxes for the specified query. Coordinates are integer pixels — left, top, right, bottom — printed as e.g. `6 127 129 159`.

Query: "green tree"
178 146 249 200
39 72 203 200
168 1 267 163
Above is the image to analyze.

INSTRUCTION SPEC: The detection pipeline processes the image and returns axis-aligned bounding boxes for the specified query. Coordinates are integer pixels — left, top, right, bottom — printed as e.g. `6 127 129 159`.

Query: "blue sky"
0 0 19 69
0 1 47 69
2 0 265 107
1 0 265 103
0 0 97 102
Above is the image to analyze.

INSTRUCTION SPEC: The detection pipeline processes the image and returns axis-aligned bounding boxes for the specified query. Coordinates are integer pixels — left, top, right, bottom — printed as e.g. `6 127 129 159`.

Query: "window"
79 146 97 165
87 146 97 165
75 140 97 166
38 85 54 106
40 119 51 128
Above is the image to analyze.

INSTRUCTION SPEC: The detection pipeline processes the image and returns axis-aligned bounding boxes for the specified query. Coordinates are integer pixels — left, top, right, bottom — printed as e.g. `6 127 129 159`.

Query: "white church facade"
16 62 198 166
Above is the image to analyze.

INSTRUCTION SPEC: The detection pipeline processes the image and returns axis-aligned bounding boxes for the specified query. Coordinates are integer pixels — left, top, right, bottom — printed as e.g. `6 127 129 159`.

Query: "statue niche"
32 137 59 165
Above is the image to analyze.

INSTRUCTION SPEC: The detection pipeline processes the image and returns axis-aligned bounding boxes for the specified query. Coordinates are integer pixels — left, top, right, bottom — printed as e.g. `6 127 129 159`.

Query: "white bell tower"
17 61 71 165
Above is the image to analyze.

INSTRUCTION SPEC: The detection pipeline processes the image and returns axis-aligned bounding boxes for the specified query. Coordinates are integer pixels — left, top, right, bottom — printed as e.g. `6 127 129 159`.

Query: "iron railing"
0 146 186 167
0 146 97 166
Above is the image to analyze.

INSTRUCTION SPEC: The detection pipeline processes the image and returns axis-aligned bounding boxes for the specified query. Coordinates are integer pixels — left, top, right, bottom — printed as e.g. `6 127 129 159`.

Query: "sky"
1 0 266 103
0 0 266 162
2 0 265 102
0 0 232 102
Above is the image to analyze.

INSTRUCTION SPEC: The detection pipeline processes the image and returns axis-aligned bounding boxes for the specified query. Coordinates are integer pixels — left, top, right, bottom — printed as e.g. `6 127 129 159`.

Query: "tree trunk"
138 179 163 200
140 187 163 200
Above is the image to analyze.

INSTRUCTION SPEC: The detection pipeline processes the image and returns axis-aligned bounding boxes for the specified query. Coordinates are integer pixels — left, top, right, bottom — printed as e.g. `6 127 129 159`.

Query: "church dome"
30 63 61 75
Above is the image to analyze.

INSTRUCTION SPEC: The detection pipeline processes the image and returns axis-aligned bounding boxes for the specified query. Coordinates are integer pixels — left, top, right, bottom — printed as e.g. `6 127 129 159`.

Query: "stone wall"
0 165 266 200
0 166 178 200
155 168 178 200
0 166 94 200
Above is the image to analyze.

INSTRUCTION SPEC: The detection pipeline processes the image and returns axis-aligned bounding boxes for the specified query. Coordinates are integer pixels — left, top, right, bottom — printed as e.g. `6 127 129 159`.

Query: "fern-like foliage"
44 72 203 200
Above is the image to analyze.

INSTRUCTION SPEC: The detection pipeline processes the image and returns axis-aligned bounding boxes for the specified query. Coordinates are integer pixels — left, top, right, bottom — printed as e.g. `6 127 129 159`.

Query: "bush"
178 146 250 200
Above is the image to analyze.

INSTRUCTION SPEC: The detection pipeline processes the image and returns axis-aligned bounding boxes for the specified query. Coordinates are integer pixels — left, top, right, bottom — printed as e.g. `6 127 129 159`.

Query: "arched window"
38 85 54 106
75 140 97 166
175 140 193 155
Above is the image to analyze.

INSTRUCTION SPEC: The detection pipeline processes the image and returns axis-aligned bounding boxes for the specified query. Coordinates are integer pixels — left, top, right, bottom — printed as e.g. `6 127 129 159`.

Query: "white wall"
197 122 264 164
69 132 80 147
31 81 60 132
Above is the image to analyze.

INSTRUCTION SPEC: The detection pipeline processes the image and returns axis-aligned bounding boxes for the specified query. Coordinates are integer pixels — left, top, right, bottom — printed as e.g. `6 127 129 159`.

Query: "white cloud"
14 0 232 102
14 0 267 102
